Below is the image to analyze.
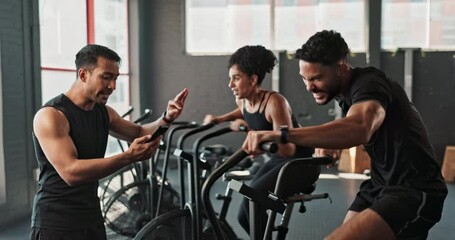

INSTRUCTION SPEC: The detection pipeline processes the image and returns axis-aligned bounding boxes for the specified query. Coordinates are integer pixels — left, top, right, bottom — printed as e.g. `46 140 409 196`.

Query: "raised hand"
165 88 189 122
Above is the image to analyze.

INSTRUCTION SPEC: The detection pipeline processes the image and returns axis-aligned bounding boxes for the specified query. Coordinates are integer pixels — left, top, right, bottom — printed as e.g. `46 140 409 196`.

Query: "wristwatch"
161 111 173 124
280 125 288 144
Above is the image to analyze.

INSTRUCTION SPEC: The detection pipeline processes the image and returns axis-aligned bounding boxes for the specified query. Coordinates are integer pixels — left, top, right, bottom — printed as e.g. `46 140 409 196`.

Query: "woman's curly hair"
228 45 277 85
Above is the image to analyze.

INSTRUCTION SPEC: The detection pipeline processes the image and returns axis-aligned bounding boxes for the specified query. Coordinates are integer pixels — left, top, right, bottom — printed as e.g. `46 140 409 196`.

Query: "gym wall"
137 0 455 164
0 0 41 228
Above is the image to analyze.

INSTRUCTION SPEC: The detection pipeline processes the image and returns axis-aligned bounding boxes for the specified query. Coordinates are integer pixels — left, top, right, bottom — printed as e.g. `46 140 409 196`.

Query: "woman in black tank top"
203 45 319 235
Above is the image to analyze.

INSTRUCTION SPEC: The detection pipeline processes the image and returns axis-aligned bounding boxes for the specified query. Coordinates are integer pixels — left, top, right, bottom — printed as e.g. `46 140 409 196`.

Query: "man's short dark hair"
295 30 350 65
228 45 277 85
75 44 121 74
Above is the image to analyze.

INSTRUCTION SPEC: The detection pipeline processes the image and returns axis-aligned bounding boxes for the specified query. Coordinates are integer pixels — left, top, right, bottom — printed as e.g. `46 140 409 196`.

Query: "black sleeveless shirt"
243 91 313 158
31 94 109 229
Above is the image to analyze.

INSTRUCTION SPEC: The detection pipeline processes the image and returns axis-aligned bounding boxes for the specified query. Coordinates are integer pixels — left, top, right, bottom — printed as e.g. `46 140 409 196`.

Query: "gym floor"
0 167 453 240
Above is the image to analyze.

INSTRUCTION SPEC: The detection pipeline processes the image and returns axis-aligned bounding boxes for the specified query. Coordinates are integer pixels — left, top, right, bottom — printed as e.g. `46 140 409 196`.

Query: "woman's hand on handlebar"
242 130 279 156
203 114 218 124
314 148 340 168
229 119 249 132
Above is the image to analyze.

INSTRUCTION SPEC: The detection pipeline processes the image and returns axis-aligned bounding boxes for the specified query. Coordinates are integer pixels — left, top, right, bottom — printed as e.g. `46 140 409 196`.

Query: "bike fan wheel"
103 180 179 237
133 209 237 240
99 165 137 212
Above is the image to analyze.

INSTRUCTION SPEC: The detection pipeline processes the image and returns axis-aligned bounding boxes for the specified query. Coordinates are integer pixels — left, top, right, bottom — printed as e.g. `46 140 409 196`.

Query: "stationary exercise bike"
102 120 193 237
99 108 153 211
133 123 243 240
202 145 333 240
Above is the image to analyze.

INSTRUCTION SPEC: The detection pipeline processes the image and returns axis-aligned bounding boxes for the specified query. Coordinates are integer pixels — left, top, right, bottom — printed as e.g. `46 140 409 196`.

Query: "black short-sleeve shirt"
336 67 446 194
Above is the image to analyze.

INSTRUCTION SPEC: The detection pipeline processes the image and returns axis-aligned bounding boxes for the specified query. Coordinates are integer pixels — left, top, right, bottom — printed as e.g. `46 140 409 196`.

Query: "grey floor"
1 167 454 240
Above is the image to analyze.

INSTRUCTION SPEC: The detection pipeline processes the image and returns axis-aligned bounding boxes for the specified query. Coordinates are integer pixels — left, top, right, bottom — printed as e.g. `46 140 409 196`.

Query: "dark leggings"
237 158 320 235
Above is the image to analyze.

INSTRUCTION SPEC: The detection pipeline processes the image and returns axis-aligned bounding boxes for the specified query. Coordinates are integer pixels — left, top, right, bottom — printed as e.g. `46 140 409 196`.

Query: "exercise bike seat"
274 158 321 198
200 145 231 171
202 144 230 156
223 170 254 181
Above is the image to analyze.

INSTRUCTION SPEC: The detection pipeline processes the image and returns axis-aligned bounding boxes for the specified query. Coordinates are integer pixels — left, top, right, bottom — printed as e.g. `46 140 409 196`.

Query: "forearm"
275 143 296 158
137 117 169 138
216 108 243 123
62 152 132 186
288 117 369 149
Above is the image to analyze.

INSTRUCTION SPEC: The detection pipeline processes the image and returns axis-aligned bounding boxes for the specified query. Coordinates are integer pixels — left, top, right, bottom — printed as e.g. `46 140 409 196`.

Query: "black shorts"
349 180 446 238
30 224 107 240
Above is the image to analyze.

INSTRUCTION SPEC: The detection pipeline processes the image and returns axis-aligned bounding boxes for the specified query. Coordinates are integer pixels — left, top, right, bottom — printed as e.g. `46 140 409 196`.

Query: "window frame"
39 0 131 157
0 35 6 205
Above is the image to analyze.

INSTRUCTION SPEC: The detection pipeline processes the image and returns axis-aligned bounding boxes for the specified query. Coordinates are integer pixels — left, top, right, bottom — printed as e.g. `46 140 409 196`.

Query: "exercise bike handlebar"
201 143 277 240
171 120 195 125
155 121 199 216
289 156 333 165
120 106 134 118
190 126 238 240
192 127 233 171
176 122 216 149
133 109 152 124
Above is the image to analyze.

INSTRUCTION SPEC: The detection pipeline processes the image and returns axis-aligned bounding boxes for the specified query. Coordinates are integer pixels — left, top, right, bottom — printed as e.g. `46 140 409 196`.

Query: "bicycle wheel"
133 208 238 240
103 179 180 237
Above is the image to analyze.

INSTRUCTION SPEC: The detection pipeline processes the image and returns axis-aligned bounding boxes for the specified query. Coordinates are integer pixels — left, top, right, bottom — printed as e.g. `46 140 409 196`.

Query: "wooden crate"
338 145 371 174
442 146 455 182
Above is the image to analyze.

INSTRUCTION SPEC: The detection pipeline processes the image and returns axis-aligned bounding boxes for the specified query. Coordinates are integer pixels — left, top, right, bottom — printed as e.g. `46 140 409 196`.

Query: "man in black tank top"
31 44 189 240
204 45 318 235
242 30 447 240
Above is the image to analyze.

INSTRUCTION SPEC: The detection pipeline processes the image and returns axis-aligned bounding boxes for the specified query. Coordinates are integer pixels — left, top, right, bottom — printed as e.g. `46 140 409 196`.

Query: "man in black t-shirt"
242 30 447 239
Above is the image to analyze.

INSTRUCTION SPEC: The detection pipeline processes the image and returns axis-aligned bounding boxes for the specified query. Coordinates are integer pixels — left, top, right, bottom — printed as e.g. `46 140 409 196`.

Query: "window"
39 0 130 156
186 0 271 54
275 0 365 52
186 0 366 55
381 0 427 49
39 0 87 69
429 0 455 49
382 0 455 50
94 0 129 74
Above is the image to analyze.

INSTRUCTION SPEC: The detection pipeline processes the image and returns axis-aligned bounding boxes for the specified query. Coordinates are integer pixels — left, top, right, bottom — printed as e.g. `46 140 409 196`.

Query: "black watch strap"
161 111 172 124
280 125 288 144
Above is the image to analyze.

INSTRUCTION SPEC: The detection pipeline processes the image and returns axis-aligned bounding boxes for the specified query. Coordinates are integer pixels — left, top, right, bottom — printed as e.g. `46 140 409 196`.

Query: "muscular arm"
243 100 386 154
288 100 385 148
265 93 297 157
35 88 188 186
33 108 159 186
